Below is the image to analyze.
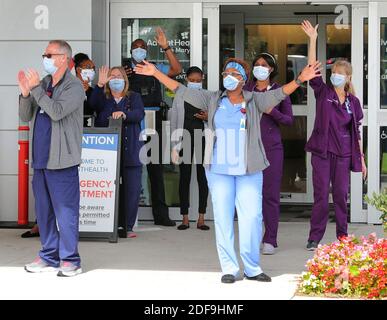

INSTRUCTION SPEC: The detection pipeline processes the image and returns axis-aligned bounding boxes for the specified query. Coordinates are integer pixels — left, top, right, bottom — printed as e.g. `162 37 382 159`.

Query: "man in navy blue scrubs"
18 40 85 277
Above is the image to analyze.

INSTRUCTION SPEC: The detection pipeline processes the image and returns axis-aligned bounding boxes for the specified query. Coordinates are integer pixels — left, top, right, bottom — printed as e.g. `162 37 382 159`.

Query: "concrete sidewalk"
0 222 383 300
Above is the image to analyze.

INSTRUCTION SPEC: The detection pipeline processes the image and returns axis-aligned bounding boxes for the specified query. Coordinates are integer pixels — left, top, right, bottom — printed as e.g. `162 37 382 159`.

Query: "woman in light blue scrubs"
134 57 321 284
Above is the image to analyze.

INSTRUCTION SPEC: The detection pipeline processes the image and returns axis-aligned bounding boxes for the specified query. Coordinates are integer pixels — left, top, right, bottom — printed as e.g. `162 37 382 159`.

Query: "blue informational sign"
79 129 121 243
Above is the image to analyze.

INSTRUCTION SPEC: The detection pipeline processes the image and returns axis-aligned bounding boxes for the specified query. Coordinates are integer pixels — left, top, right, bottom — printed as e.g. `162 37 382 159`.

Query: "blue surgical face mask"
109 79 125 92
187 82 202 90
43 57 58 75
132 48 147 63
330 73 347 88
253 66 270 81
223 75 241 91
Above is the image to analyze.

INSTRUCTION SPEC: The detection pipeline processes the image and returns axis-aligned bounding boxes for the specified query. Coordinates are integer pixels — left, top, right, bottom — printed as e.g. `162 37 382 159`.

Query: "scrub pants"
206 170 263 277
262 148 283 248
309 152 351 243
123 166 142 231
179 134 208 215
146 110 169 223
32 166 81 267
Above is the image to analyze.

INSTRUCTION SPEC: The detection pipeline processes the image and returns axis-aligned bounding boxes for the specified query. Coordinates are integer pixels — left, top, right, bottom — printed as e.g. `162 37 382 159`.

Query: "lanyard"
344 96 352 114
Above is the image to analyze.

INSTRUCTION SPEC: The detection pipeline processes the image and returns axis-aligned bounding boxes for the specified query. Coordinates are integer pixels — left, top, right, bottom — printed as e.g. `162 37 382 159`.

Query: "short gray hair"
49 40 72 62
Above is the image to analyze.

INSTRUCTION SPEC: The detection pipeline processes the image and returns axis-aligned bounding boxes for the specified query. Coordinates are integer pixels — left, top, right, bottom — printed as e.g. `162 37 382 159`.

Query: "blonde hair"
332 59 355 95
105 66 130 99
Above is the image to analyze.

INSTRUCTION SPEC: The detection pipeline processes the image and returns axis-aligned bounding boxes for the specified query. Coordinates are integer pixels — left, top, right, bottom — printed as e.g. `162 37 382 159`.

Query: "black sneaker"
306 240 319 251
154 218 176 227
221 274 236 284
244 273 272 282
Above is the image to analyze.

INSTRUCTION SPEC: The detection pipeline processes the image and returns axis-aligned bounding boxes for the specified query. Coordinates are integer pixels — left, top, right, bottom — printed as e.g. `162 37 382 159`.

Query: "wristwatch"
162 46 172 52
295 77 303 86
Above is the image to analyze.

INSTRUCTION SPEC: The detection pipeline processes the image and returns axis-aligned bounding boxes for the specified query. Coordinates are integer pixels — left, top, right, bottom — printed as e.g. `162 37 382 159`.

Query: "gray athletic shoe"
57 261 82 277
24 257 58 273
306 241 319 251
262 243 276 255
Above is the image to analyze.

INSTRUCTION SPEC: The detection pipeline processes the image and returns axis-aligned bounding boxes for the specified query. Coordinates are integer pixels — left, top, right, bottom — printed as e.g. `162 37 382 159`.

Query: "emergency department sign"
79 133 120 236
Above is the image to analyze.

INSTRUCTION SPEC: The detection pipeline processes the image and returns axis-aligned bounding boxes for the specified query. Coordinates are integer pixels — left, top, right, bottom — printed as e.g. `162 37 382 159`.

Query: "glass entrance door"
219 8 316 204
219 5 352 206
361 2 387 224
110 2 210 221
244 23 310 200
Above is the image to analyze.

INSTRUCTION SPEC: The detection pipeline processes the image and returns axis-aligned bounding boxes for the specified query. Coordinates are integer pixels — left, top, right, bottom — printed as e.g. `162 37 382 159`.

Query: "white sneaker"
262 243 276 255
24 257 58 273
57 261 82 277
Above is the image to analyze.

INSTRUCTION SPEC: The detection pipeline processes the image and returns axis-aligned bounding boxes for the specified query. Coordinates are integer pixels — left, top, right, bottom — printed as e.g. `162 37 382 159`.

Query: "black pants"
146 110 170 222
179 132 208 215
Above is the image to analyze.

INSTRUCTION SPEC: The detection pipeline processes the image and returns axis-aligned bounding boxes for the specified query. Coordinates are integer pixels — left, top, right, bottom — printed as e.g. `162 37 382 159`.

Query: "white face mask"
80 69 96 83
187 82 203 90
253 66 270 81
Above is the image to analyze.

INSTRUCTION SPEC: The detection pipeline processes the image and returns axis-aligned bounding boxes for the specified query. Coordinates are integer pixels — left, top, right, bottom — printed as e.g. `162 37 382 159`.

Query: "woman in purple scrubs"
302 20 367 251
244 53 294 255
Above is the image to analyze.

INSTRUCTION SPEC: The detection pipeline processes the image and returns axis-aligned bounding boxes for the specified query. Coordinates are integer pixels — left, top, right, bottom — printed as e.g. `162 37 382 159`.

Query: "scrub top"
32 82 54 169
327 96 352 158
211 97 247 176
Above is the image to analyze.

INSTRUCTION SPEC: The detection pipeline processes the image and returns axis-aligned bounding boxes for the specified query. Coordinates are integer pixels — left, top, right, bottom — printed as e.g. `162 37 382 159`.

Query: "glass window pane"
364 18 387 108
121 18 191 208
380 127 387 190
121 18 190 105
202 18 208 89
244 25 308 105
381 18 387 108
220 24 236 64
364 19 368 108
326 24 351 85
220 24 236 87
280 116 307 194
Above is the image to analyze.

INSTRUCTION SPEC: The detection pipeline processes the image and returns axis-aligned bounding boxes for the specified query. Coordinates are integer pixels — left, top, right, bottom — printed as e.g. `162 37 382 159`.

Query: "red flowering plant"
299 234 387 299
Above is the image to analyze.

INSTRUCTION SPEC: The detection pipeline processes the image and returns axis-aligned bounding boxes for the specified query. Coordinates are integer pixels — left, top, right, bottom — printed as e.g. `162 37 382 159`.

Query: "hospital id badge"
240 118 246 131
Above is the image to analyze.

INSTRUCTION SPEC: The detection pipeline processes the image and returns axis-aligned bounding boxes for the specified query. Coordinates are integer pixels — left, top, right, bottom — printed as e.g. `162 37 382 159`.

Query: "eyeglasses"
221 71 242 78
42 53 64 59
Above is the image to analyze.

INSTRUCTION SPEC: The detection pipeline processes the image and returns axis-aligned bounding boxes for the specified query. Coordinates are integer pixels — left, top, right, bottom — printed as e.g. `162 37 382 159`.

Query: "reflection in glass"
381 19 387 108
326 25 351 86
202 19 208 89
121 18 191 208
364 19 387 108
280 117 307 193
244 25 308 105
220 24 236 64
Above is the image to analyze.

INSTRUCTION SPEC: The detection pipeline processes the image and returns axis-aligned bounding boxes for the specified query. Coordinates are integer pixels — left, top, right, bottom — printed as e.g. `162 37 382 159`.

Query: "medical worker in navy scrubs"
244 53 294 255
89 66 145 238
302 21 367 251
19 40 85 277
